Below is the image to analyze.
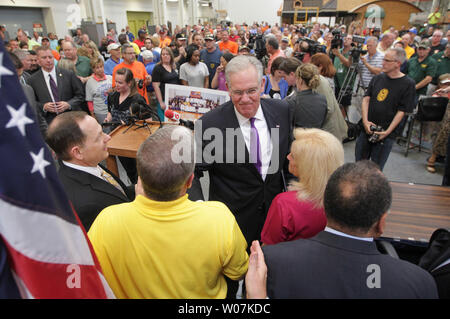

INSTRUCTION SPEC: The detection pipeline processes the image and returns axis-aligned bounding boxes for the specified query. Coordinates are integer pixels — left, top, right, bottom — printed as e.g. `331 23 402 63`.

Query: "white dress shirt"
62 161 104 179
41 67 58 103
234 105 272 180
325 226 374 242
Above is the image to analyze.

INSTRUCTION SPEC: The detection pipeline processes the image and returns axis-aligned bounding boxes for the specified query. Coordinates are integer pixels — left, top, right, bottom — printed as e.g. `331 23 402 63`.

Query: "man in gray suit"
27 46 85 124
246 160 438 299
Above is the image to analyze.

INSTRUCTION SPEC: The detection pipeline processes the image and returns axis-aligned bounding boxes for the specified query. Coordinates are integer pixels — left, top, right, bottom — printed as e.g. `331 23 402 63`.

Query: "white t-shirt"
179 62 209 88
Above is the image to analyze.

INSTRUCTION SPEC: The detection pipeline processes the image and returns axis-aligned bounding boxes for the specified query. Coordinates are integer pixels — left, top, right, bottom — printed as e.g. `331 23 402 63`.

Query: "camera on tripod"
368 124 383 143
349 35 368 62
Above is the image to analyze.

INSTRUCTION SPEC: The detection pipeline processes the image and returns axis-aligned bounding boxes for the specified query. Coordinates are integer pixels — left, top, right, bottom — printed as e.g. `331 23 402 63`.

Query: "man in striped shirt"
359 37 384 89
353 37 384 116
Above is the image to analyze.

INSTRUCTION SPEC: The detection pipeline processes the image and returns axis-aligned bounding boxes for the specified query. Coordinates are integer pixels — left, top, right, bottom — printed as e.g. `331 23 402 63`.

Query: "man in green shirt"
406 39 437 99
61 40 92 83
332 34 354 117
431 42 450 86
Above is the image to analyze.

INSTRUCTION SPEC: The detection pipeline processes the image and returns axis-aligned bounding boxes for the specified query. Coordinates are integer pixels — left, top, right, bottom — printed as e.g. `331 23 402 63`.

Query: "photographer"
331 34 353 117
112 44 151 104
355 48 416 171
295 40 312 63
353 37 384 117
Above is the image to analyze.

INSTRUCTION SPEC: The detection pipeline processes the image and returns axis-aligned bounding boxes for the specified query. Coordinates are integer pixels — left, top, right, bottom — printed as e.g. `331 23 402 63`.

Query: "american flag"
0 40 114 298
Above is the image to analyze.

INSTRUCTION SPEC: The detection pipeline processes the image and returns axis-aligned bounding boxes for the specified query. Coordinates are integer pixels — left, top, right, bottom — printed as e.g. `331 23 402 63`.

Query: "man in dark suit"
46 111 133 231
27 46 85 124
194 55 291 247
245 160 438 299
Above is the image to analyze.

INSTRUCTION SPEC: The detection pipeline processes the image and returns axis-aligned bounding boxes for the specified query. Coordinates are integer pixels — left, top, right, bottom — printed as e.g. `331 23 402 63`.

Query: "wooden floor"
383 182 450 243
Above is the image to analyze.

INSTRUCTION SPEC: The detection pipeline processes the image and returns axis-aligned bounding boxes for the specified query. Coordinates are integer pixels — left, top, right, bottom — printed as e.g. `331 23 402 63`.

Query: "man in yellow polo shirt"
88 126 249 299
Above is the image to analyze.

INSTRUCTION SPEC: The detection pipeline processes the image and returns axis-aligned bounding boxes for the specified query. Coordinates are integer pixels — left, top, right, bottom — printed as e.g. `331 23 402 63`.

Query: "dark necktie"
250 117 262 175
48 74 60 102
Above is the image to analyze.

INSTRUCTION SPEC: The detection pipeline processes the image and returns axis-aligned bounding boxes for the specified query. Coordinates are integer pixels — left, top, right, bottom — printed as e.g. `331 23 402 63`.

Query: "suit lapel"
55 67 63 101
261 99 283 183
37 70 53 102
61 163 129 201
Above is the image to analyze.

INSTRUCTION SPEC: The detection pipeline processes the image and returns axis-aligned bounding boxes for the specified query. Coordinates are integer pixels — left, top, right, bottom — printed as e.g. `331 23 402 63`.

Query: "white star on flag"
5 103 34 136
30 148 51 178
0 52 14 88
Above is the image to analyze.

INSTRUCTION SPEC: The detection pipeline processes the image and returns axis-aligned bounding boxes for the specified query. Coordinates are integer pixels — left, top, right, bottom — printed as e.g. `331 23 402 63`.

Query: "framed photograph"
164 84 230 114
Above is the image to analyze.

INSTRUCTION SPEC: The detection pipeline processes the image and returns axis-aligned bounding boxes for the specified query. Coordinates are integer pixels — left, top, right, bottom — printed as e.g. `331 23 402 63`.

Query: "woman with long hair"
285 63 328 129
104 67 146 184
83 40 105 62
310 52 337 91
261 128 344 245
152 46 180 121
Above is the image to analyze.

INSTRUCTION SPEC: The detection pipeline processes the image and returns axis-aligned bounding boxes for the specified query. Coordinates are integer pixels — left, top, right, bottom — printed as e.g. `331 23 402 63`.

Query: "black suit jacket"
27 67 85 123
194 98 292 245
57 162 133 231
263 231 438 298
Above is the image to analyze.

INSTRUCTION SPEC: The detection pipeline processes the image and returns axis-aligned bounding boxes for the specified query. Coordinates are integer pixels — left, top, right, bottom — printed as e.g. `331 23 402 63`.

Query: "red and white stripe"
0 199 115 299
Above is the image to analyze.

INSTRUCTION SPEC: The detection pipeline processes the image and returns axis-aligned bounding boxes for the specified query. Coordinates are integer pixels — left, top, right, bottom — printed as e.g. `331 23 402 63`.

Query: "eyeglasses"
230 87 259 98
383 58 397 63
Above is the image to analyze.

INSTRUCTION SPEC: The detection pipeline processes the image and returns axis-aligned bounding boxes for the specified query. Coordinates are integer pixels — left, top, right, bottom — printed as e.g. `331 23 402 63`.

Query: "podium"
106 112 202 176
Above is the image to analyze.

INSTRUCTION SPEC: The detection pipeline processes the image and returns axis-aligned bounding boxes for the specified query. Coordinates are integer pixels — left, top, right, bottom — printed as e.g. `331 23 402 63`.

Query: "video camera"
248 34 267 61
293 37 326 62
349 35 367 63
330 30 343 50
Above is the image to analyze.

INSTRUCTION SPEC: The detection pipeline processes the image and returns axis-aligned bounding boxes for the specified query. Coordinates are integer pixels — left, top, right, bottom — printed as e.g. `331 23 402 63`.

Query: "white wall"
217 0 283 25
0 0 89 37
103 0 155 31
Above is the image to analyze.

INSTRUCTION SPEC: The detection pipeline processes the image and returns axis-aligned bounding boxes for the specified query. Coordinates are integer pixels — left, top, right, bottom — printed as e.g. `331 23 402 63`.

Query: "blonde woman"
285 63 328 128
261 128 344 245
57 58 77 73
83 40 105 62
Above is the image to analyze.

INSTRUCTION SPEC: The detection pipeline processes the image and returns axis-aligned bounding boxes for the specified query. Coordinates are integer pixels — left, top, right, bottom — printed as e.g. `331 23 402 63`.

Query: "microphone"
164 109 195 130
164 109 181 121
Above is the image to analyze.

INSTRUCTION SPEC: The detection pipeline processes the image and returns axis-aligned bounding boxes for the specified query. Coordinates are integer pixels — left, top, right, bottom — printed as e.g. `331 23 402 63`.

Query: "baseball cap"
138 29 147 35
281 36 289 43
107 43 121 52
418 39 430 49
409 27 418 35
239 45 250 52
176 33 187 40
41 37 50 42
141 49 154 60
205 33 214 41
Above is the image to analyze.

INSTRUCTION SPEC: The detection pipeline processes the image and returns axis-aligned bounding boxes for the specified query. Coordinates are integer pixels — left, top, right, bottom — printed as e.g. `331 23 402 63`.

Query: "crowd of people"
1 18 449 299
